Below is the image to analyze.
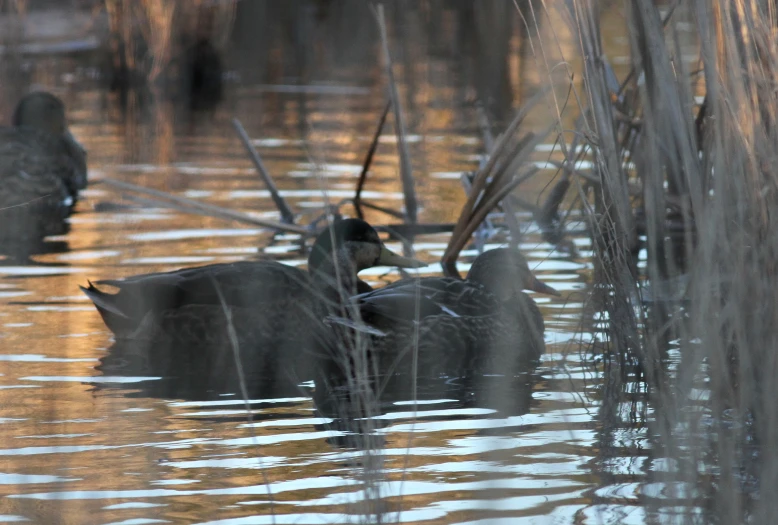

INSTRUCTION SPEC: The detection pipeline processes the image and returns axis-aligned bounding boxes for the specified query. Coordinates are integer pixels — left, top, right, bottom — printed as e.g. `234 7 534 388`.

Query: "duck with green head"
0 91 87 249
330 247 560 377
81 218 426 350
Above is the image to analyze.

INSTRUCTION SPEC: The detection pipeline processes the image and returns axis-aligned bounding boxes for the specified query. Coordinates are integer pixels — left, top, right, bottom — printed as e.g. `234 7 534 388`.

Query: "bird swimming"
80 218 426 347
328 248 559 376
0 91 87 253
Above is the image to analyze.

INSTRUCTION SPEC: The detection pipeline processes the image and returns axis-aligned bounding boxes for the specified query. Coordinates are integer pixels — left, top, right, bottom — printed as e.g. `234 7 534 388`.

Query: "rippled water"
0 5 691 523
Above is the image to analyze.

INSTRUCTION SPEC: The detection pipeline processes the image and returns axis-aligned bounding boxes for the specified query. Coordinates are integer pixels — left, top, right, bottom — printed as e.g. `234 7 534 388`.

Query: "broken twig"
442 92 553 277
375 4 418 224
354 100 392 219
96 178 309 235
232 118 296 224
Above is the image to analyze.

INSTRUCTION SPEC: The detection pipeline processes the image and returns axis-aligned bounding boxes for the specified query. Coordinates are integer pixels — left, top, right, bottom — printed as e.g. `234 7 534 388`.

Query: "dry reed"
557 0 778 522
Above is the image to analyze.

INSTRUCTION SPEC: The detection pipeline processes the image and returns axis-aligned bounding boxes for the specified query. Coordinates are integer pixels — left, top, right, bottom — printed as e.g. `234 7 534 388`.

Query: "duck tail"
80 281 131 334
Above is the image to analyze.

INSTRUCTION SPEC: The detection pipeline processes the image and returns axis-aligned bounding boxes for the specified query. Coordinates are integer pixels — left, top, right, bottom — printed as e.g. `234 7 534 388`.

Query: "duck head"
13 91 69 135
13 91 87 191
308 218 426 278
466 248 560 301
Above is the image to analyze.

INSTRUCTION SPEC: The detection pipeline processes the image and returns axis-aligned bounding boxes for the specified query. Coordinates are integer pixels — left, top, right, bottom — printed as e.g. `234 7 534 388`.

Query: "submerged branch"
375 4 418 224
358 200 406 220
96 178 310 235
354 101 392 220
232 118 296 224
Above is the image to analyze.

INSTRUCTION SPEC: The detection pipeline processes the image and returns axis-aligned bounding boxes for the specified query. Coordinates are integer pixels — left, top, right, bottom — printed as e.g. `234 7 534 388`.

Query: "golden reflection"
0 1 611 522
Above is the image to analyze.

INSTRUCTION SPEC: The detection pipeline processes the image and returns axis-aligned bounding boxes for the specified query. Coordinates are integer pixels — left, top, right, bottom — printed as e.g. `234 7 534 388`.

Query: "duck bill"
377 246 427 268
527 275 561 296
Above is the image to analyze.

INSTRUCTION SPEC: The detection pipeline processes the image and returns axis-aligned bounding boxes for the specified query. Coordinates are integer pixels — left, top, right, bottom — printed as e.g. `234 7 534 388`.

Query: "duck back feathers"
80 260 315 339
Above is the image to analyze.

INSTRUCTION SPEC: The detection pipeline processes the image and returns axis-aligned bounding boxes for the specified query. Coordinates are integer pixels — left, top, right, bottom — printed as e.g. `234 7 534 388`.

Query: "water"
0 3 690 523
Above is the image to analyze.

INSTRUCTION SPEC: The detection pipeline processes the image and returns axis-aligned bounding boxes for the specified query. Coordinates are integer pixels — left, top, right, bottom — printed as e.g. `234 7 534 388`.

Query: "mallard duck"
331 248 559 376
0 91 87 247
80 218 426 347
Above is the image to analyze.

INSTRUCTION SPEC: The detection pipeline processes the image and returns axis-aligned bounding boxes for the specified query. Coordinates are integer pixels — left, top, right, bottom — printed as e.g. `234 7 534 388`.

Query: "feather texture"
333 248 555 377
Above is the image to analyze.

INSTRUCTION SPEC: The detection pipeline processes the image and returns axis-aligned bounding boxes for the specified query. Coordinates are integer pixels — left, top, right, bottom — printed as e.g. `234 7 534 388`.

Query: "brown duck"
329 248 560 377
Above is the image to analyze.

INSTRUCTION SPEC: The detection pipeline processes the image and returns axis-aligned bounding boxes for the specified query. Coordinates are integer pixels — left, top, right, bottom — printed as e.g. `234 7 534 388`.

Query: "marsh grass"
97 1 778 522
551 0 778 521
71 1 778 522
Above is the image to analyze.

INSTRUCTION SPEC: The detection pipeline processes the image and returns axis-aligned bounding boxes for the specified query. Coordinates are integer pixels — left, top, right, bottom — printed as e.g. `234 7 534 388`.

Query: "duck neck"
309 250 360 305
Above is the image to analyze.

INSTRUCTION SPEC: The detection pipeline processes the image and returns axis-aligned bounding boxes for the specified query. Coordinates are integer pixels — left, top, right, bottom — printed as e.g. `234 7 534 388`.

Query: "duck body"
81 219 425 352
337 248 558 377
82 260 319 343
0 92 87 249
84 259 349 398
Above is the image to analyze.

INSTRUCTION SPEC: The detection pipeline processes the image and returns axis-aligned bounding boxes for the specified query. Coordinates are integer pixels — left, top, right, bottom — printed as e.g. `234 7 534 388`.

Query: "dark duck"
80 219 426 351
330 248 560 377
0 91 87 253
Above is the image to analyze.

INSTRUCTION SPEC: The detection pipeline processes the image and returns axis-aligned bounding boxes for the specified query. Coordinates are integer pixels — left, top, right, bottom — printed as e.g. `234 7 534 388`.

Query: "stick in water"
354 100 392 220
375 4 418 224
96 178 309 235
232 118 296 224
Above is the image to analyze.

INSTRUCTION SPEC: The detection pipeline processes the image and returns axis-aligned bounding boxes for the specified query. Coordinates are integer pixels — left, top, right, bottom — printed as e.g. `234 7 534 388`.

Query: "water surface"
0 4 676 523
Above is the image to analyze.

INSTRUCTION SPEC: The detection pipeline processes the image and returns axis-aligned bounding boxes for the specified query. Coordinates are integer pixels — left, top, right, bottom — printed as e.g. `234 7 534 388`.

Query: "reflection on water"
0 2 667 524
